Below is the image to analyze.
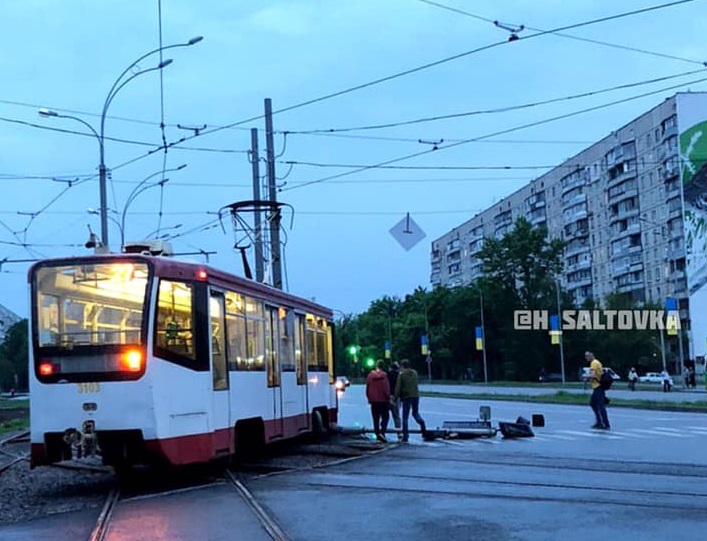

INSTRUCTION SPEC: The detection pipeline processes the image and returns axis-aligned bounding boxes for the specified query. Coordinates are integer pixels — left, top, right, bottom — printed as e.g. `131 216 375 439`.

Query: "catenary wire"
416 0 707 66
165 0 699 146
287 68 707 133
281 73 707 192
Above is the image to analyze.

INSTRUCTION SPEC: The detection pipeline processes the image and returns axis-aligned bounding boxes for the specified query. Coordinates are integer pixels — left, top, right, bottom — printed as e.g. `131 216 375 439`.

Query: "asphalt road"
4 387 707 541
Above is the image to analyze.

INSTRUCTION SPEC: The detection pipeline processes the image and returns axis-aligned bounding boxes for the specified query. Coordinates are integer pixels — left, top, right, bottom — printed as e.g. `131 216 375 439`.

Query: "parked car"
639 372 674 386
580 367 621 382
335 376 351 391
539 372 564 383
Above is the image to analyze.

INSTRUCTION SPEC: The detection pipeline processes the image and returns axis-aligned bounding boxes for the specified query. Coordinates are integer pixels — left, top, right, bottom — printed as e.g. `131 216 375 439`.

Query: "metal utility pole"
479 289 488 384
250 128 265 283
264 98 283 290
556 279 566 385
423 300 432 382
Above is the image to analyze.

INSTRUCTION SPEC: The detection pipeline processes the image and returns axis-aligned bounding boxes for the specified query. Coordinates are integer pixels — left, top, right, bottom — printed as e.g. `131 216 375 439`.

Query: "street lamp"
120 164 187 250
39 36 202 251
555 279 567 385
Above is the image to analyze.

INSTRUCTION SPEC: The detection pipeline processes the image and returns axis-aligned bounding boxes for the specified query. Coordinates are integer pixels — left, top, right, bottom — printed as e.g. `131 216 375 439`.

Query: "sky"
1 0 706 319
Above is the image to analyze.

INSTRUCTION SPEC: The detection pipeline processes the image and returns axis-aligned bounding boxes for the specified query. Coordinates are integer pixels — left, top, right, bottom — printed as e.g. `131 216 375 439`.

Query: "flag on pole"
549 314 561 345
475 327 484 351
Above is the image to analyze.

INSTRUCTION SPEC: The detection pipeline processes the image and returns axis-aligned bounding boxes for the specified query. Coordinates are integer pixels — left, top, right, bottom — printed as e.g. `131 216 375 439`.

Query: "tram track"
87 488 120 541
225 470 292 541
0 431 30 475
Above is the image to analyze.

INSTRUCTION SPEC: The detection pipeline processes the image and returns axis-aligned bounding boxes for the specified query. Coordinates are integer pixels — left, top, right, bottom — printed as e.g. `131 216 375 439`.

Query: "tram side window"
295 315 306 385
265 308 280 387
155 280 196 362
226 292 265 371
210 293 228 391
246 298 265 371
306 316 329 372
279 310 295 373
225 292 246 371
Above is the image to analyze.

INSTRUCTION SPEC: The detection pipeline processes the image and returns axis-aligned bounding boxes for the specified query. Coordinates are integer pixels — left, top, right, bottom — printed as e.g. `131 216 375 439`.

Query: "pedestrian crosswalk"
402 425 707 446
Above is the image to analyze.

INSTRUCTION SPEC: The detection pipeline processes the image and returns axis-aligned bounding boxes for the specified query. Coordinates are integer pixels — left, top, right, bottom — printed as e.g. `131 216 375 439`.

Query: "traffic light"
347 345 359 356
364 357 375 369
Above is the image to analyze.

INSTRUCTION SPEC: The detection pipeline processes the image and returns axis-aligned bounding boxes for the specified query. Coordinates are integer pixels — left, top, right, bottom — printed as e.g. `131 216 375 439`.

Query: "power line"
287 68 706 133
0 114 249 154
278 132 595 145
282 73 707 192
172 0 698 145
416 0 707 66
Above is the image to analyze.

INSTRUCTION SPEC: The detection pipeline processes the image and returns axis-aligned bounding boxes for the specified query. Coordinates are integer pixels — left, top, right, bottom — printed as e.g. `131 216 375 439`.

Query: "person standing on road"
387 361 402 438
585 351 610 430
394 359 427 442
628 367 638 391
660 369 672 392
366 360 391 443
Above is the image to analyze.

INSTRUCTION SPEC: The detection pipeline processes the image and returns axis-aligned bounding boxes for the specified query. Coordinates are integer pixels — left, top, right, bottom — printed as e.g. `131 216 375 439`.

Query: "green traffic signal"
364 358 375 369
348 345 359 356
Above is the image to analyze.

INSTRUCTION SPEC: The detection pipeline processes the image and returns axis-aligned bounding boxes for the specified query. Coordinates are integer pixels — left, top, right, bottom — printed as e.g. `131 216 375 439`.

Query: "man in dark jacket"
366 360 391 443
387 362 401 434
394 359 427 442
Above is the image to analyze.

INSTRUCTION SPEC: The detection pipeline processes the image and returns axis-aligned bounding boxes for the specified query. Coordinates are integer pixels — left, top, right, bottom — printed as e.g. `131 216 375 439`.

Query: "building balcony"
529 214 546 226
609 207 639 224
561 176 585 195
662 124 678 140
617 281 644 294
565 243 591 259
567 276 593 288
608 187 639 205
606 169 637 190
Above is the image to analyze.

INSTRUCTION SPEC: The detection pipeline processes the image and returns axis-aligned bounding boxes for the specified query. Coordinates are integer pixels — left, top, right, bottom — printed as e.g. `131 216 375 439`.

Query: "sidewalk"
420 383 707 404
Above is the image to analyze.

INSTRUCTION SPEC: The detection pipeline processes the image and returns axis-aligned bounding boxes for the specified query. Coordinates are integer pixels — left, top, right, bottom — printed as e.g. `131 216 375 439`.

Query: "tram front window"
34 262 149 348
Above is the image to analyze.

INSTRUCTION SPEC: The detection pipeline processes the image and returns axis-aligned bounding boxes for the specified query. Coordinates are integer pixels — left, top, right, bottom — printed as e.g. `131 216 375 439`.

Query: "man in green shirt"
394 359 427 442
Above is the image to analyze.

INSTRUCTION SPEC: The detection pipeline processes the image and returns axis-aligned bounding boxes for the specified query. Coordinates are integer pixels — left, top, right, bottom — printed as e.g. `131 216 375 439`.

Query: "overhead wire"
416 0 707 67
281 73 707 192
166 0 702 146
287 68 707 133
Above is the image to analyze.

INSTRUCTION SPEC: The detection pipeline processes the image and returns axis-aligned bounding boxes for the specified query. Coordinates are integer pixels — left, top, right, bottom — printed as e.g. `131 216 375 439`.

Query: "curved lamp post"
39 36 203 251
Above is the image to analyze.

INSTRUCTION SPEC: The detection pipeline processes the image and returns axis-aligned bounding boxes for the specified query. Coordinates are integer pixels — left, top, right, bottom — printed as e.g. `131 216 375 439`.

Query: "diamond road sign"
389 213 426 251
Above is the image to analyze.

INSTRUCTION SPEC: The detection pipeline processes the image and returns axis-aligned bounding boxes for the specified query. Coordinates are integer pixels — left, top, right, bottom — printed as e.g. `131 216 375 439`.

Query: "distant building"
430 92 707 362
0 303 20 342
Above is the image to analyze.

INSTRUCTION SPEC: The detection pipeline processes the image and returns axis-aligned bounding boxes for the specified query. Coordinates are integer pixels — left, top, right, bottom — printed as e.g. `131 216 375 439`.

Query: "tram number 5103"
77 382 101 394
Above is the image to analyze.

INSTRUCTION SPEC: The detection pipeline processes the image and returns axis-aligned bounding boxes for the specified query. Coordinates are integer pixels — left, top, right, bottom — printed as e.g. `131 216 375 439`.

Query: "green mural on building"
680 120 707 295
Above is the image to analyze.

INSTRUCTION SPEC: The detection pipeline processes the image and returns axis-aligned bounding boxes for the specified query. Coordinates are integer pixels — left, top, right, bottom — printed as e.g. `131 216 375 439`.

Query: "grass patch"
0 418 29 436
421 390 707 412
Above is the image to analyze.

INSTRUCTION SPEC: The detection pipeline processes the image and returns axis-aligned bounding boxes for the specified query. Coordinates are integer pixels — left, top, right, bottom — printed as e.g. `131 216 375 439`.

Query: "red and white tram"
28 253 338 468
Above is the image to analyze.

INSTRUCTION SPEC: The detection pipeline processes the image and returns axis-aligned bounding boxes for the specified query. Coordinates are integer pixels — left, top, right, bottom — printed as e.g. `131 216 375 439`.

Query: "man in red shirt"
366 360 391 443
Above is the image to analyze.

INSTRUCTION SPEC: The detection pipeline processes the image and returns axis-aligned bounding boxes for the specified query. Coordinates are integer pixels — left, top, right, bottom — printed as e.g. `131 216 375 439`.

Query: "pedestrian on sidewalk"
585 351 610 430
394 359 427 442
366 360 391 443
628 367 638 391
661 369 672 392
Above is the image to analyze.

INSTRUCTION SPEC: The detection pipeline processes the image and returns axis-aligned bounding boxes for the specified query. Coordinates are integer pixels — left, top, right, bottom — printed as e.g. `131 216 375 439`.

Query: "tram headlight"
121 349 143 372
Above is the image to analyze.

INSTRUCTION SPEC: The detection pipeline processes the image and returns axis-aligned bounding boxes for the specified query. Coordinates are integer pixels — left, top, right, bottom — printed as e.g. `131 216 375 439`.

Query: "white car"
639 372 674 385
335 376 351 391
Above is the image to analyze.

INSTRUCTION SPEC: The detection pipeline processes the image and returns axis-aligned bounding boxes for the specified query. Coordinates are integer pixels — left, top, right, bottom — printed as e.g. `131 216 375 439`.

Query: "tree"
476 218 565 380
0 319 28 391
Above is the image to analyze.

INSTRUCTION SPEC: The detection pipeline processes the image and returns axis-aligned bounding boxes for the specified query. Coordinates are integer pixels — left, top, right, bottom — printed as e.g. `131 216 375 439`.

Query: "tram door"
209 292 231 455
265 306 284 438
278 309 308 434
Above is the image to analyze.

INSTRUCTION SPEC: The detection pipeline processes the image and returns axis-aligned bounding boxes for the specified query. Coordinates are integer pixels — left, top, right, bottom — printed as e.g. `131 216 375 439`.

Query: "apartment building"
430 92 707 360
